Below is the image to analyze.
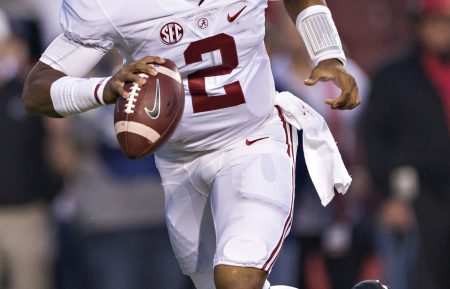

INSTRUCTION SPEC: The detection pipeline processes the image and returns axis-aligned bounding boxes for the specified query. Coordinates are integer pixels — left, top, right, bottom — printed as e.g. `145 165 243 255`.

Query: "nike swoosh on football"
144 79 161 119
245 136 269 146
227 5 247 23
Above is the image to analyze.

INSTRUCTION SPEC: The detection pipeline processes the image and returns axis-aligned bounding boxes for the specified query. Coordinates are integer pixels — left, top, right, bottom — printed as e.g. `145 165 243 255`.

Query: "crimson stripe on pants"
262 110 296 271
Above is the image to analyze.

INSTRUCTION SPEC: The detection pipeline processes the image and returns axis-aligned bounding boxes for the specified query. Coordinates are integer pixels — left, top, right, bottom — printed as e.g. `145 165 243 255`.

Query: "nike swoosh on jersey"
144 79 161 119
227 6 247 23
245 136 269 146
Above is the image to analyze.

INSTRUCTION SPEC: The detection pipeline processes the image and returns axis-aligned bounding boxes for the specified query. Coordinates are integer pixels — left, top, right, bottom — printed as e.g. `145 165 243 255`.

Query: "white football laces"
124 73 148 114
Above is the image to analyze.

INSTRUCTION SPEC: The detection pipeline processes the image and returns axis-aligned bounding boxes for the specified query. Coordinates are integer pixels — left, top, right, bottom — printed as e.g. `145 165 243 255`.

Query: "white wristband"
296 5 346 66
50 76 111 117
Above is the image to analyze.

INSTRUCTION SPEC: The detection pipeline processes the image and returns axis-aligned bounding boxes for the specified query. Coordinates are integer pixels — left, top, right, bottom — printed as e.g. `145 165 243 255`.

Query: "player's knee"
222 234 268 265
214 265 267 289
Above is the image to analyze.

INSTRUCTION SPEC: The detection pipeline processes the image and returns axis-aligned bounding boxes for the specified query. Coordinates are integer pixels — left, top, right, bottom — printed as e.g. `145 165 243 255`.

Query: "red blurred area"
327 0 415 74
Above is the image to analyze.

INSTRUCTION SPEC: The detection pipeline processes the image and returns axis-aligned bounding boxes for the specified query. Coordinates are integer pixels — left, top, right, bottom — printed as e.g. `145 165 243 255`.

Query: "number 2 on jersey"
184 33 245 113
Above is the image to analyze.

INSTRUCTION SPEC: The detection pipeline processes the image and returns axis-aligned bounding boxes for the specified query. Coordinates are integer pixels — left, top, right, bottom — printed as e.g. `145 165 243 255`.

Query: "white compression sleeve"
296 5 346 66
40 34 112 116
50 76 111 117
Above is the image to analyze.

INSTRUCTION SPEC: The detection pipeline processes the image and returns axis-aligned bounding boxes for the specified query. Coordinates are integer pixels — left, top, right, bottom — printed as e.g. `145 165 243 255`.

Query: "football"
114 59 184 159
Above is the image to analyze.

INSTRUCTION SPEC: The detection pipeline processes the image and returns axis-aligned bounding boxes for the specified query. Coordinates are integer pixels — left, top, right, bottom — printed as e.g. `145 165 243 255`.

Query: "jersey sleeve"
60 0 117 52
40 34 107 77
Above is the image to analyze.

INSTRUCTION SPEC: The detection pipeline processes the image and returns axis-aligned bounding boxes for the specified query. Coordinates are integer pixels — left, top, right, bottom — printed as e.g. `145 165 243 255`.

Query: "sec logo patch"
160 22 184 45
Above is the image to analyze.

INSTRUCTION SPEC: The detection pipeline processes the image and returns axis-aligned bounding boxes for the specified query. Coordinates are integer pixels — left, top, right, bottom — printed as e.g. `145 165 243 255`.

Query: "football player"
22 0 360 288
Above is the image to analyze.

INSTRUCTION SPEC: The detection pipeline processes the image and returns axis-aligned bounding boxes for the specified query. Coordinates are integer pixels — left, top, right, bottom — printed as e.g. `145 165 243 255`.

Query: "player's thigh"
157 159 216 275
211 140 296 272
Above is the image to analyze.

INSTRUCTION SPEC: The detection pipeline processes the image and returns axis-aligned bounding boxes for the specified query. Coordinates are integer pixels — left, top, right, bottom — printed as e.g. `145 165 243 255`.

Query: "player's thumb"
304 69 320 86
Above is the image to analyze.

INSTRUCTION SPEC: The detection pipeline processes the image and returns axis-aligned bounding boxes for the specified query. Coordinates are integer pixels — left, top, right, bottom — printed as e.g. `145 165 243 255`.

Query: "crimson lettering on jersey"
160 22 184 45
184 33 245 113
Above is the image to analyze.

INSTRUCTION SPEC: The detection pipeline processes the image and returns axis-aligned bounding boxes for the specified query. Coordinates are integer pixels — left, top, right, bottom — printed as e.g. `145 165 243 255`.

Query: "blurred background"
0 0 448 289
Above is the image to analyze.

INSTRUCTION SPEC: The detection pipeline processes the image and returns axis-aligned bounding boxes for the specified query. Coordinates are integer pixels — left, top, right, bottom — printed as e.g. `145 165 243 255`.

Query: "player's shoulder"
60 0 118 51
61 0 106 23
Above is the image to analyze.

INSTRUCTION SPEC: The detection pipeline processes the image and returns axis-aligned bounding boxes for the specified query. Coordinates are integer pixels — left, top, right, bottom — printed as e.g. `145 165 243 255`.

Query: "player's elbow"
22 79 36 114
22 62 65 117
22 81 62 118
22 78 37 115
22 76 46 115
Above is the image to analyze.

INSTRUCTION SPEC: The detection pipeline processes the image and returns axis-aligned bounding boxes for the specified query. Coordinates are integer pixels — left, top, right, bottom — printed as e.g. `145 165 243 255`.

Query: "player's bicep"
40 34 106 77
283 0 326 19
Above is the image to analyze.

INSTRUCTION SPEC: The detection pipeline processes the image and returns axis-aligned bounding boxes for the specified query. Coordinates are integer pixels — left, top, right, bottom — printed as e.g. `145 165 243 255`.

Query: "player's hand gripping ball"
114 59 184 159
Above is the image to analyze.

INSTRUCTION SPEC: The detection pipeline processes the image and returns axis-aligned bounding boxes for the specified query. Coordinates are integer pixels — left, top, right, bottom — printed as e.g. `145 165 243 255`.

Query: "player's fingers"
126 62 158 77
330 73 360 109
343 84 360 109
337 92 351 109
124 57 164 77
324 98 334 107
305 68 321 86
330 85 360 110
324 78 352 109
324 92 348 109
105 79 128 101
348 87 362 109
115 85 128 99
130 56 165 66
141 56 166 65
128 72 149 84
332 70 349 90
304 76 319 86
115 68 148 85
146 64 159 77
135 57 166 76
305 67 333 86
110 70 147 98
342 76 360 109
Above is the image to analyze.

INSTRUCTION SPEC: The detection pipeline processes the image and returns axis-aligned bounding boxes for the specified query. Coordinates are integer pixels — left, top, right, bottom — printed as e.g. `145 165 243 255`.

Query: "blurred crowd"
0 0 448 289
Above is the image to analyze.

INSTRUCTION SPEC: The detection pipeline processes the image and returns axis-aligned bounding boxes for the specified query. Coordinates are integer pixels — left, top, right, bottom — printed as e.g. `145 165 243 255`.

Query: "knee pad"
222 234 268 264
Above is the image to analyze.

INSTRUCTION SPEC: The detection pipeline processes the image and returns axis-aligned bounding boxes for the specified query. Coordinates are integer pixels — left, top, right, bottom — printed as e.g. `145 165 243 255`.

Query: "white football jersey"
60 0 277 151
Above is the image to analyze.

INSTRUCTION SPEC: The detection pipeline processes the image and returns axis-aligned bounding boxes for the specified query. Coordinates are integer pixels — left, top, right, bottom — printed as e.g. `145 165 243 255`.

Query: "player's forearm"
283 0 346 66
283 0 327 20
24 60 113 118
23 61 66 118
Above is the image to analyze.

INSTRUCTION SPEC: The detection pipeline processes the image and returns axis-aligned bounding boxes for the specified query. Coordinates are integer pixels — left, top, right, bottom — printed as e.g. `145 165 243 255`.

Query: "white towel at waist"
274 91 352 206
